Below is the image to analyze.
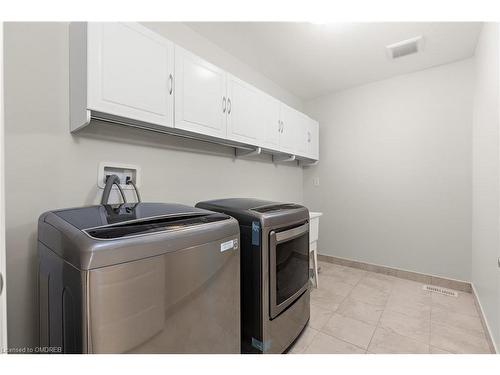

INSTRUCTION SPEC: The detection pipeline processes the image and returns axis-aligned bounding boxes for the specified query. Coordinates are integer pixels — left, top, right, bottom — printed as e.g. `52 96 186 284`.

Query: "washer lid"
251 203 302 213
52 202 211 230
84 211 229 239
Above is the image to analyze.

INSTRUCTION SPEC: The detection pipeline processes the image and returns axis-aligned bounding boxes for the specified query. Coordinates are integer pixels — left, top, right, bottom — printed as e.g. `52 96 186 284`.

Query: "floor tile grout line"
333 267 383 354
365 276 393 353
315 326 371 353
299 328 320 354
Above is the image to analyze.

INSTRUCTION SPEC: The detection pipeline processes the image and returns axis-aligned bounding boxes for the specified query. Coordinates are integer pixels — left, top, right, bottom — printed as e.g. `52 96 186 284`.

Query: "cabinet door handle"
222 97 226 113
307 131 311 142
169 74 173 95
227 98 232 114
281 121 285 133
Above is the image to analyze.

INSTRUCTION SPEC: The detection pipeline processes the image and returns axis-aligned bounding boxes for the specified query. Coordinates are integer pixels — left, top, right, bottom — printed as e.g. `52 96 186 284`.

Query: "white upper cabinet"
174 46 228 138
70 22 319 162
86 23 174 127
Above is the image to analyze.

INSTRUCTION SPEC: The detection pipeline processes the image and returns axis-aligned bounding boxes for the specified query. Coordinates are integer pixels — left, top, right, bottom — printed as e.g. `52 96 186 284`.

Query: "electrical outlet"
313 177 320 187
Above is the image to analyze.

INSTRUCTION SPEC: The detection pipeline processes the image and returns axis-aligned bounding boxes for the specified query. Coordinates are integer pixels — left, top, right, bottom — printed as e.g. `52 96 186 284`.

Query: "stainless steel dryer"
196 198 310 354
38 202 240 353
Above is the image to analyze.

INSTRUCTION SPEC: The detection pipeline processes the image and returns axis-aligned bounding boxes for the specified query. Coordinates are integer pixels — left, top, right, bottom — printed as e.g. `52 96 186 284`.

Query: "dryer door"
269 222 309 319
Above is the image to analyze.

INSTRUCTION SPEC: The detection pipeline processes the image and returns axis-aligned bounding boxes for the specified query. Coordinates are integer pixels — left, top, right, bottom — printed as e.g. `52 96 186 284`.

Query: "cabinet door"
295 114 309 158
226 75 263 145
279 105 300 155
87 23 174 127
307 119 319 160
260 95 281 150
174 46 227 138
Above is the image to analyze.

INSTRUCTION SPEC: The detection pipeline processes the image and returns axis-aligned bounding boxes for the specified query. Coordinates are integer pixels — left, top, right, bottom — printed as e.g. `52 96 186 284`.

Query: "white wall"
3 22 304 349
304 59 474 282
471 22 500 350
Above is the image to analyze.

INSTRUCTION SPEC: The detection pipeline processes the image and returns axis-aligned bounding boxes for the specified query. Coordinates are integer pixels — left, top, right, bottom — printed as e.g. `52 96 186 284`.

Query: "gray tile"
309 255 489 355
430 346 452 354
366 271 399 283
432 291 479 317
321 313 377 349
310 288 346 312
379 309 430 343
319 275 355 297
385 292 431 320
358 274 394 294
350 283 390 307
303 331 365 354
391 278 431 298
309 303 334 330
431 305 484 334
322 266 366 286
430 322 491 354
368 327 429 354
336 296 384 325
318 261 344 275
288 326 319 354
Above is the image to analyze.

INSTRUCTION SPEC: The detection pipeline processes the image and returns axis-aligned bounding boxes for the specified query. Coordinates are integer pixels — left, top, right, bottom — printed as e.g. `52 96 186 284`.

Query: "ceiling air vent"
386 36 423 60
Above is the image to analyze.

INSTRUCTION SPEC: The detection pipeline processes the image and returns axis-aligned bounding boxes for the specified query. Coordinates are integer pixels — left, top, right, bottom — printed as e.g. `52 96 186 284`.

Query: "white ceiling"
185 22 482 100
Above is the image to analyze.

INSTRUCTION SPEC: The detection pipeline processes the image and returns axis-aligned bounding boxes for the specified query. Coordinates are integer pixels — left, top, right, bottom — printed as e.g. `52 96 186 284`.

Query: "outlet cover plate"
98 162 141 190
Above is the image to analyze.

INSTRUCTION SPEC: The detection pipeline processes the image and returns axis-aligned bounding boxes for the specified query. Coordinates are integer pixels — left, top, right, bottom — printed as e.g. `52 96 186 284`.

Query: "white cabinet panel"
279 104 301 155
278 104 320 160
87 23 174 127
295 113 309 158
307 119 319 160
174 46 227 138
226 75 281 149
226 75 262 144
261 95 281 150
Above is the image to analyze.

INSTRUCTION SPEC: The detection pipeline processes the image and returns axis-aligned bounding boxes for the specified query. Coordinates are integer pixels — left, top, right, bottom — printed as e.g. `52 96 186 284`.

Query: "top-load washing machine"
38 202 240 353
196 198 310 354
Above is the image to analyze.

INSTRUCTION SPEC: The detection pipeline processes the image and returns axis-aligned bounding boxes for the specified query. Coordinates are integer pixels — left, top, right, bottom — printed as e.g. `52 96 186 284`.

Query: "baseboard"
317 254 472 293
471 283 498 354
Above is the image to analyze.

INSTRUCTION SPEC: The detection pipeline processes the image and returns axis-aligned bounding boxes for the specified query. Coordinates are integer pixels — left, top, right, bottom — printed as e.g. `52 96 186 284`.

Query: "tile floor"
289 261 493 354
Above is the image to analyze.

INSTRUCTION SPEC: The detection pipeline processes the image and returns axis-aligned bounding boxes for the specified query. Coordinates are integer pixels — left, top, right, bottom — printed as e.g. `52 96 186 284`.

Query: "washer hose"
101 174 127 205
